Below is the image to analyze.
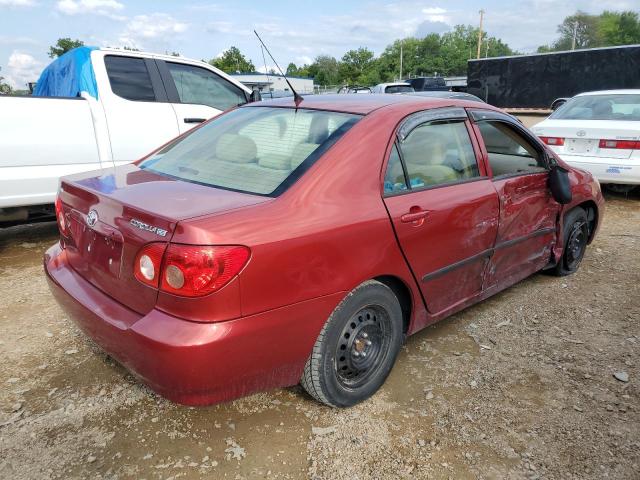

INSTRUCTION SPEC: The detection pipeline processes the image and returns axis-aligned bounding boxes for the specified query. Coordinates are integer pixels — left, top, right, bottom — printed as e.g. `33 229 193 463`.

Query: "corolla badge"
86 210 98 227
130 218 168 237
576 130 586 137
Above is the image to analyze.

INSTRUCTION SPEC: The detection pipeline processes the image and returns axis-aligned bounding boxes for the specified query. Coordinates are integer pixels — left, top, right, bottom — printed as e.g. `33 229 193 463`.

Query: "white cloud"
0 0 36 6
56 0 124 18
3 51 42 89
118 13 188 49
422 7 446 15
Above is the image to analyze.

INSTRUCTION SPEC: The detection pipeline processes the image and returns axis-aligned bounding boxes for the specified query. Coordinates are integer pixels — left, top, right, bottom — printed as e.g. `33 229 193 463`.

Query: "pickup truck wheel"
554 208 588 276
301 280 403 407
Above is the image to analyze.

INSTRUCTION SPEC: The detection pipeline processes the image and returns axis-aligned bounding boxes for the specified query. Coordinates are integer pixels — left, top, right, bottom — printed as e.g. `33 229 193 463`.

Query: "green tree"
296 64 311 77
339 47 376 83
209 46 255 74
286 62 298 76
0 67 13 95
538 10 640 52
307 55 340 85
48 37 84 58
599 10 640 45
555 11 601 50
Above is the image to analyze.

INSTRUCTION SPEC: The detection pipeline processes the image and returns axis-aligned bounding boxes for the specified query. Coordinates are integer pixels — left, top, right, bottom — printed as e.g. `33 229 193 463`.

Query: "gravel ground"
0 190 638 480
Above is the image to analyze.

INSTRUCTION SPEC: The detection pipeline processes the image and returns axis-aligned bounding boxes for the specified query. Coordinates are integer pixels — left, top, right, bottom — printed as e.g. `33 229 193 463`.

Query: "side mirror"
548 164 572 204
249 89 262 103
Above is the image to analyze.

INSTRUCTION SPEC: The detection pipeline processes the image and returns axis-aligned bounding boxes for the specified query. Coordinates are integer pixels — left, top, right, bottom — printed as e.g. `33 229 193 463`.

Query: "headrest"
308 116 330 144
216 133 257 164
258 153 291 171
290 143 319 169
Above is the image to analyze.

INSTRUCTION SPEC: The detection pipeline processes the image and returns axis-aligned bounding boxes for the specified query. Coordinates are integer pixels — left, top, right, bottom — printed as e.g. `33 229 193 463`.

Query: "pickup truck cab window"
475 121 547 177
166 62 247 111
104 56 156 102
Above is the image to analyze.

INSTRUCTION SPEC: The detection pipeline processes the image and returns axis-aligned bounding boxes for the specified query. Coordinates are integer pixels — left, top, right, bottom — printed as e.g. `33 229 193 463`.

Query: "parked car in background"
0 47 254 225
405 76 449 92
371 82 414 94
532 90 640 192
406 91 485 103
46 94 603 408
337 85 372 94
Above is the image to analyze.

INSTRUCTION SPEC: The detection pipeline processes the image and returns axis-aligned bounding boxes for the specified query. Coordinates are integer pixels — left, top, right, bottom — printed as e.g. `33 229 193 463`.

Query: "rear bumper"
560 154 640 185
45 243 343 405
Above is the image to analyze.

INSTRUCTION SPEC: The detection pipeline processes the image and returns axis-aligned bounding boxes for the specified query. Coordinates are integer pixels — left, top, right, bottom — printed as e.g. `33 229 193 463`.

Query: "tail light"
540 136 565 146
55 191 68 236
134 243 167 288
598 139 639 150
134 243 250 297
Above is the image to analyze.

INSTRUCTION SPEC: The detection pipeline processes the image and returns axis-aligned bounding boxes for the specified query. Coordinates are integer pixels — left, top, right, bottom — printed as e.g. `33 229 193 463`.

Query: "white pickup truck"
0 47 255 225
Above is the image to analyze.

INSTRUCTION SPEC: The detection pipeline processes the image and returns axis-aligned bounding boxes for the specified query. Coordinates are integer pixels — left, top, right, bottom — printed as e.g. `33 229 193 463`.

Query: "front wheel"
553 207 589 276
301 280 403 407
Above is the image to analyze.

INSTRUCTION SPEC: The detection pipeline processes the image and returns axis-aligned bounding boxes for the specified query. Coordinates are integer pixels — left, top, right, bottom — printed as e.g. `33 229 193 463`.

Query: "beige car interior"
390 122 479 187
478 122 547 176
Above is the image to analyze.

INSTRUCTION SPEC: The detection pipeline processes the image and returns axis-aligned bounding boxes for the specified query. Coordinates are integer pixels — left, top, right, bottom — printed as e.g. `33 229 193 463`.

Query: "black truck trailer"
466 44 640 108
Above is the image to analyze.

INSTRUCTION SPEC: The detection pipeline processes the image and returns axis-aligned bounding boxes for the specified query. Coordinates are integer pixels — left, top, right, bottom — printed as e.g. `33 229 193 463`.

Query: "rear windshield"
551 94 640 121
139 107 360 196
385 85 414 94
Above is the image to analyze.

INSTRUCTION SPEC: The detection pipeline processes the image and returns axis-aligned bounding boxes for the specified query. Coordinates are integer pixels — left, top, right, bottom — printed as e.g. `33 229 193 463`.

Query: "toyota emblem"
576 130 586 137
86 210 98 227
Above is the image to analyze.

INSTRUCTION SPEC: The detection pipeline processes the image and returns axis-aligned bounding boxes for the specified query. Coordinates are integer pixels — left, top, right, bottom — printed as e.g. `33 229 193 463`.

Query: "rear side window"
394 121 479 189
384 145 408 194
166 62 247 110
139 107 360 196
476 121 546 177
105 56 156 102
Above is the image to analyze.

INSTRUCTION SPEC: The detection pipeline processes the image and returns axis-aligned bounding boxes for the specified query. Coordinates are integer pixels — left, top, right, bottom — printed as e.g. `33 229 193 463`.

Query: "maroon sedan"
45 95 604 407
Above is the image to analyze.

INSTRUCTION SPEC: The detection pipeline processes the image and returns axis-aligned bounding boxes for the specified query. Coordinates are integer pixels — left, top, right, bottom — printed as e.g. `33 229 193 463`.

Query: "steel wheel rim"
335 305 391 389
566 220 587 270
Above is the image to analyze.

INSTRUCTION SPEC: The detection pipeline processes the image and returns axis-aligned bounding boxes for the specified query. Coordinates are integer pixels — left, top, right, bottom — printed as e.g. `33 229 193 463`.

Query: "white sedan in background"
371 82 414 94
532 90 640 192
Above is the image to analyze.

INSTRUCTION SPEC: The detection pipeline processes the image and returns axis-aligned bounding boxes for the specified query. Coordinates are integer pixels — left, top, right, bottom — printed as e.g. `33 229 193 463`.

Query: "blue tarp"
34 46 99 99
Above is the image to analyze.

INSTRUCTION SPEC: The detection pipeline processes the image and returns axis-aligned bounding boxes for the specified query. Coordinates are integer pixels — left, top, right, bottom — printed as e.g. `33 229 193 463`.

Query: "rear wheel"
553 208 589 276
301 280 403 407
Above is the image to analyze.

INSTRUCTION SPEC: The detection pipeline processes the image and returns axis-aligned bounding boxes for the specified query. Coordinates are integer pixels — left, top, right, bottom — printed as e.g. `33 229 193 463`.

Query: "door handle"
184 118 206 123
401 209 429 224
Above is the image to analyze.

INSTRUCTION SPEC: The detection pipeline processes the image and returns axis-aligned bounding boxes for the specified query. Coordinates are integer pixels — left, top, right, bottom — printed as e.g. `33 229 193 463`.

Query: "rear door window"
166 62 247 110
393 121 480 190
105 56 156 102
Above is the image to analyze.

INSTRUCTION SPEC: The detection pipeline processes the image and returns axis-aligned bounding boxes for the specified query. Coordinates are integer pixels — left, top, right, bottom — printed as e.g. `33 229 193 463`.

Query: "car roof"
576 89 640 97
245 93 497 115
375 82 411 87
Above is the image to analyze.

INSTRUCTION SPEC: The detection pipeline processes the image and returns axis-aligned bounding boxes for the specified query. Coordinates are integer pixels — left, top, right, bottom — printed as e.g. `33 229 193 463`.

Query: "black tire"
301 280 403 407
553 207 589 276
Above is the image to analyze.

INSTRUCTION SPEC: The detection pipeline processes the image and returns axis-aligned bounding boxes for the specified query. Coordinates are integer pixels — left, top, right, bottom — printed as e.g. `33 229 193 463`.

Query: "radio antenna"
260 45 271 99
254 30 303 106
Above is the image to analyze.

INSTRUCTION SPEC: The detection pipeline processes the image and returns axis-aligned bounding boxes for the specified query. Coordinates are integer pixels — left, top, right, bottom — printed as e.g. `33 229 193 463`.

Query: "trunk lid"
59 164 269 314
534 119 639 159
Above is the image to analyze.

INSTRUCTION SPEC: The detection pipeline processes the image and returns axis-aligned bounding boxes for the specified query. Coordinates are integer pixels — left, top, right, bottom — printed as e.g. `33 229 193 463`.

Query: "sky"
0 0 637 88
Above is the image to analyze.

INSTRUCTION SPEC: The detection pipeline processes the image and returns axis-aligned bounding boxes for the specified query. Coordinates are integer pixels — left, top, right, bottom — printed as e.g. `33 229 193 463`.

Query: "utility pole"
477 9 485 59
399 40 403 81
571 22 578 50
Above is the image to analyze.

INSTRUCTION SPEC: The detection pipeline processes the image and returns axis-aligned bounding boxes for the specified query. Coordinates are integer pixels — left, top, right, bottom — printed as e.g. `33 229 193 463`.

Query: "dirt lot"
1 190 639 480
